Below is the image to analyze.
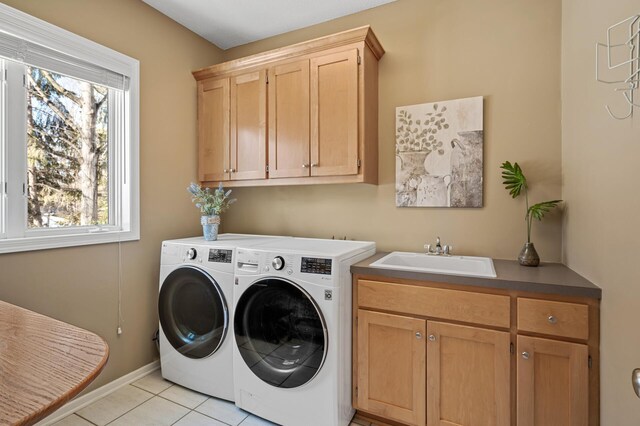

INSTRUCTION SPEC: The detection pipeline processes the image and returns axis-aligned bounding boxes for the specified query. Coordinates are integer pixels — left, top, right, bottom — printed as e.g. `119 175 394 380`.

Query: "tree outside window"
26 67 109 228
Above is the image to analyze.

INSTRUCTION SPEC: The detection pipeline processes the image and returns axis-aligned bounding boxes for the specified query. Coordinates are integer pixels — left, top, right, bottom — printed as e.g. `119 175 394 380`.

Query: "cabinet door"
268 60 310 178
230 70 267 180
310 49 359 176
356 309 426 426
198 78 230 182
517 335 588 426
426 321 510 426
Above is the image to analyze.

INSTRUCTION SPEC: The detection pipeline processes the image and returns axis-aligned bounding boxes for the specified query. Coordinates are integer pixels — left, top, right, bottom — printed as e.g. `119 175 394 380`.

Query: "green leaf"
500 161 527 198
528 200 562 221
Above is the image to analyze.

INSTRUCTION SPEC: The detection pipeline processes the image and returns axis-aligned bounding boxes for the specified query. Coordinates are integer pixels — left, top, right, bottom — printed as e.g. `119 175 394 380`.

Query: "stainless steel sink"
370 251 497 278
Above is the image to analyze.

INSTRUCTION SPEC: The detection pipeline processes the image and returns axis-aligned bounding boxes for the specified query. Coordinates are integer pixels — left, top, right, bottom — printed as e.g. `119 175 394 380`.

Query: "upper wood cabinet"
310 49 359 177
198 78 229 182
197 70 267 182
193 26 384 187
268 60 310 179
230 70 267 181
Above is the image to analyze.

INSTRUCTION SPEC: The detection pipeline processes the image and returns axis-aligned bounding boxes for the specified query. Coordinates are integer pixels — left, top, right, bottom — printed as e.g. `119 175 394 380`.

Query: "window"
0 4 139 253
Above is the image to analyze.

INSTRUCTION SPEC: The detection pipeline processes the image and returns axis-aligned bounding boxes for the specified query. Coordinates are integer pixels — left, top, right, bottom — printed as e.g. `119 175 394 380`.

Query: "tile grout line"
154 393 210 413
168 407 191 426
189 397 238 426
86 385 155 426
71 413 99 426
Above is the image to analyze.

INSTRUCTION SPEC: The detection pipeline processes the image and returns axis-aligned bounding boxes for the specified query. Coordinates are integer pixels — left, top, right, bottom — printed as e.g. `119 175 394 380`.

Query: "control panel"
301 257 332 275
208 249 232 263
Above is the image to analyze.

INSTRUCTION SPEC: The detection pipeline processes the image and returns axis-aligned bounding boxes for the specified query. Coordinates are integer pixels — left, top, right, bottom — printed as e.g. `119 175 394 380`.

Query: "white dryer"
232 238 375 426
158 234 284 400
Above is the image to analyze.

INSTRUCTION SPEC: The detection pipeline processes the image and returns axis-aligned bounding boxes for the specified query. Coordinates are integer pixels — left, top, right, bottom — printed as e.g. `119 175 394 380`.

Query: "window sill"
0 229 140 254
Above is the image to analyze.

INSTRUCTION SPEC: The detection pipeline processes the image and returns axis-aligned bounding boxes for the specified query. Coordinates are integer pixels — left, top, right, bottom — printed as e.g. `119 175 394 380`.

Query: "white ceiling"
142 0 396 50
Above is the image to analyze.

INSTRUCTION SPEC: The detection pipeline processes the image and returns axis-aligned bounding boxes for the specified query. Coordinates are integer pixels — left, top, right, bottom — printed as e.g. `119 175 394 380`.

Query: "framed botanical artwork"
396 96 484 208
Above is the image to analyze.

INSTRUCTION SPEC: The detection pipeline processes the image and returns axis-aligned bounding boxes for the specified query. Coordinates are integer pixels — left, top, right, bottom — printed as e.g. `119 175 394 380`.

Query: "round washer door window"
234 278 327 388
159 266 228 359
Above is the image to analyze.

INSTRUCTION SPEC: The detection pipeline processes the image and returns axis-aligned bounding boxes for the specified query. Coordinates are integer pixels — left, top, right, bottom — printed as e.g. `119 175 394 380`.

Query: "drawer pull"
522 351 530 360
548 315 557 324
428 334 436 342
415 332 423 340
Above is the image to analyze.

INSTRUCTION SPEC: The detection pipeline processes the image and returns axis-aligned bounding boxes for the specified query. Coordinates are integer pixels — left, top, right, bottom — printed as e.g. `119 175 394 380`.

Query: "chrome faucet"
424 236 451 256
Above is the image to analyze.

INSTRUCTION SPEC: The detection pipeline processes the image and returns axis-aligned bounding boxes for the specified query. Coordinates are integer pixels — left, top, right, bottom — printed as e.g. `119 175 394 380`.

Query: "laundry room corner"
0 0 223 394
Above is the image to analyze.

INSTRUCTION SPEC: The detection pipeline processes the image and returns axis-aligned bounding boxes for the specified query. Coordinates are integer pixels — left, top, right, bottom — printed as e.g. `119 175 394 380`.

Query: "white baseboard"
36 360 160 426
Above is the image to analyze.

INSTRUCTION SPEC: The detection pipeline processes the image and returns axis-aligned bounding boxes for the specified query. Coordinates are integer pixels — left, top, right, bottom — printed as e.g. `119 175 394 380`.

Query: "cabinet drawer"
357 280 510 328
517 298 589 340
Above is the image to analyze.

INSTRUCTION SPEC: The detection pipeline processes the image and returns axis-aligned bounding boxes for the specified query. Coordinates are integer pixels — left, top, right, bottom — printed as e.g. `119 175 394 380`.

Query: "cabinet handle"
428 334 436 342
548 315 557 324
223 169 229 173
415 332 422 340
522 351 530 360
311 163 318 167
633 368 640 398
230 168 236 173
302 164 310 168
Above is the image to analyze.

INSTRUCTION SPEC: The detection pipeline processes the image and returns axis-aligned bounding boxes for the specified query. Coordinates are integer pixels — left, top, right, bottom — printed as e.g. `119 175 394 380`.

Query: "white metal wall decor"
395 96 483 208
596 14 640 120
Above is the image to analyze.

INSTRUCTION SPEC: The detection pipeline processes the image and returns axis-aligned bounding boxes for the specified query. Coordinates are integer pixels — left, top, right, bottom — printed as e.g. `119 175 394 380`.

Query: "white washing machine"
232 238 376 426
158 234 286 400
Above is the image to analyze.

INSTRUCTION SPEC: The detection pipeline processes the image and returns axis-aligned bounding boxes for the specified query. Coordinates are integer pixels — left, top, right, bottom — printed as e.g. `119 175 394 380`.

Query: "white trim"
35 360 160 426
0 60 6 239
0 3 135 78
0 229 139 254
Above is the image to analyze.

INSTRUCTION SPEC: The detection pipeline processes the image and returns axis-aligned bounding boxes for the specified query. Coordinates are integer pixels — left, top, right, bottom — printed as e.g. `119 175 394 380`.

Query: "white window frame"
0 3 139 254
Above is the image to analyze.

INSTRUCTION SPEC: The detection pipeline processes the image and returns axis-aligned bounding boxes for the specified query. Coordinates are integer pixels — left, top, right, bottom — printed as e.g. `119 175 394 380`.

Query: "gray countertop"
351 252 601 299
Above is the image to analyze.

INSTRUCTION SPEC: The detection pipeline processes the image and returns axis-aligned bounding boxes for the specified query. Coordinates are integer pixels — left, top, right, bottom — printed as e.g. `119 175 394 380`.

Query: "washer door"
159 266 228 359
234 278 327 388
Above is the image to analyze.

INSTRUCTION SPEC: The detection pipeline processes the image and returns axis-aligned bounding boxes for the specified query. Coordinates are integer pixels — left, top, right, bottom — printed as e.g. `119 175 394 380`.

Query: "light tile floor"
53 370 370 426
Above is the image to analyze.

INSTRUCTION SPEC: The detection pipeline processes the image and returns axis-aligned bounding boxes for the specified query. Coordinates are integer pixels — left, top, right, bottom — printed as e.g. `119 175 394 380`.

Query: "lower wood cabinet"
353 277 599 426
517 335 589 426
426 322 510 426
356 309 426 426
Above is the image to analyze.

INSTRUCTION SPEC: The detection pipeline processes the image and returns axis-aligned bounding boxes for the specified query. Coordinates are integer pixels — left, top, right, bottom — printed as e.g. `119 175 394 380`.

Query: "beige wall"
562 0 640 423
0 0 222 390
219 0 563 261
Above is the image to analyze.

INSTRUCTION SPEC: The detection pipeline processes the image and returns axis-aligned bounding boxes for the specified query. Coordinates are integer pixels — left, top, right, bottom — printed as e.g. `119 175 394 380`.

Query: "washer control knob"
186 248 197 260
272 256 285 270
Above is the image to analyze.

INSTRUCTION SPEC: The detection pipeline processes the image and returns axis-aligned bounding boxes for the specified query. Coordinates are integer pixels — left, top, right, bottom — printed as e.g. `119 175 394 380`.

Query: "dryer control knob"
272 256 285 270
186 248 197 260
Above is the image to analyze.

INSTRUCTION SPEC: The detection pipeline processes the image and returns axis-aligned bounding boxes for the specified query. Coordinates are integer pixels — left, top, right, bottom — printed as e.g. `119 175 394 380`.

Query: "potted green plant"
500 161 561 266
187 182 236 241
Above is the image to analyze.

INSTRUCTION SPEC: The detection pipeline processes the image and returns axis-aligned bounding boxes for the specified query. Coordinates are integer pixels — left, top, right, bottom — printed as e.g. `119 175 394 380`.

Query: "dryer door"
159 266 228 359
234 278 328 388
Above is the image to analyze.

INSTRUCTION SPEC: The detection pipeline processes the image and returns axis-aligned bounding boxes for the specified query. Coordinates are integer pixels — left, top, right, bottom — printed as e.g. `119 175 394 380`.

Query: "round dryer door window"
159 266 228 359
234 278 327 388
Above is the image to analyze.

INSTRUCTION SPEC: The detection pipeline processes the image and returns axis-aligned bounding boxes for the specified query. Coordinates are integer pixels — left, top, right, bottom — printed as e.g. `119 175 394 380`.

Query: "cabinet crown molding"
192 25 384 81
